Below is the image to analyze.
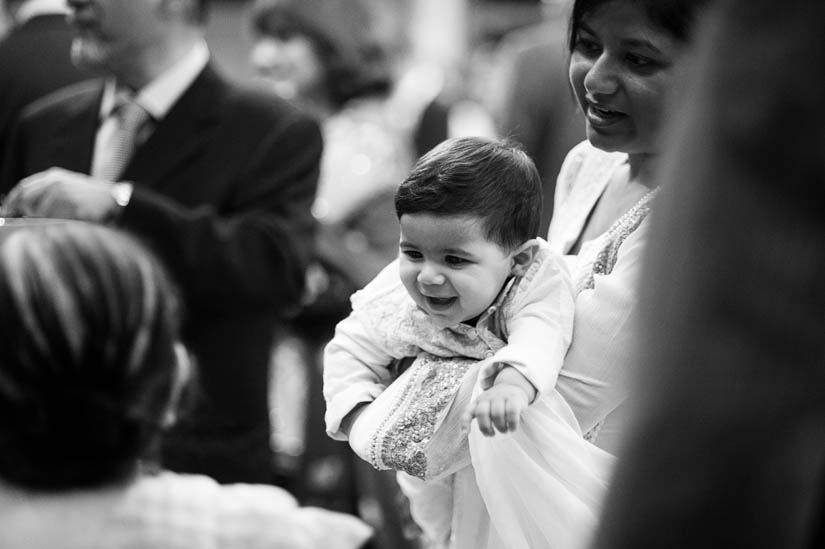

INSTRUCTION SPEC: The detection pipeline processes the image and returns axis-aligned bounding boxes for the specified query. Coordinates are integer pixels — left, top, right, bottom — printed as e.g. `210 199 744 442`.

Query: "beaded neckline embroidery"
579 187 660 293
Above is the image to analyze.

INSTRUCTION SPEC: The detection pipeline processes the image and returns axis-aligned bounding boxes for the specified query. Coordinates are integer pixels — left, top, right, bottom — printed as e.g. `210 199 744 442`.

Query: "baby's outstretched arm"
461 365 538 437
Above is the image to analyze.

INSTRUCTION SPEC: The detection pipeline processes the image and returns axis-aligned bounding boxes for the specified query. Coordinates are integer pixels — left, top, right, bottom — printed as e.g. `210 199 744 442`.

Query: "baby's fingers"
473 400 496 437
460 403 474 434
504 404 521 432
490 398 509 434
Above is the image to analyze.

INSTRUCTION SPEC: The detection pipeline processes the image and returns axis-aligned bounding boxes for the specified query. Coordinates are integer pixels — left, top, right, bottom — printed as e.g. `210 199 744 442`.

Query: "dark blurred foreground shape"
592 1 825 547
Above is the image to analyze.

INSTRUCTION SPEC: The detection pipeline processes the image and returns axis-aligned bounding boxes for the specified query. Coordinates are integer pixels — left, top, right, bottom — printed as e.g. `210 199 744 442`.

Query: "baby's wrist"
493 381 534 402
493 367 537 403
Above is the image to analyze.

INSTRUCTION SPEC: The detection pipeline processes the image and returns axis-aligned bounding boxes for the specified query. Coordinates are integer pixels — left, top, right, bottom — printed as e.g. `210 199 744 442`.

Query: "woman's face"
569 0 684 155
249 32 325 102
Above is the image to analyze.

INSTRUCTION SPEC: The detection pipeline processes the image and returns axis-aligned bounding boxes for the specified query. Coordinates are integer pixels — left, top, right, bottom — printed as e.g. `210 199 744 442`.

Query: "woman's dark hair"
395 136 543 250
0 222 182 490
252 0 391 109
568 0 713 52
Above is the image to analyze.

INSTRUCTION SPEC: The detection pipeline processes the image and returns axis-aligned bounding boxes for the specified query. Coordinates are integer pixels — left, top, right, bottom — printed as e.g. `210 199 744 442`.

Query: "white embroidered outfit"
324 239 614 549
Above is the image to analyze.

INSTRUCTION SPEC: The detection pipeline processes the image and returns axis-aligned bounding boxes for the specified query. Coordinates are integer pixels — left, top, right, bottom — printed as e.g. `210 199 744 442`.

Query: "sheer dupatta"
348 341 614 549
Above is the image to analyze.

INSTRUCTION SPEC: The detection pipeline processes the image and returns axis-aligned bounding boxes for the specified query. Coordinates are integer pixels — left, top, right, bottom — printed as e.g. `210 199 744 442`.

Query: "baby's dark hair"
394 136 543 250
0 222 182 490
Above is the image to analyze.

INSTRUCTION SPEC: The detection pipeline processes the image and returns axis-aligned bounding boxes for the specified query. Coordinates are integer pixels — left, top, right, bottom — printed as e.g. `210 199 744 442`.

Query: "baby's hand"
461 382 530 437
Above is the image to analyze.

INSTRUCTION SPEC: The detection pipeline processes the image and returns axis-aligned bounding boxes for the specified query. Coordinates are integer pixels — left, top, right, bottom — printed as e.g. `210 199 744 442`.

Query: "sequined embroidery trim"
369 354 475 480
581 188 659 292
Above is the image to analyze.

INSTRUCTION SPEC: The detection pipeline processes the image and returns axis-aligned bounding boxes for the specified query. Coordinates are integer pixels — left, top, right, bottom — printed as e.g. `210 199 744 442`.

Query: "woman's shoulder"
558 140 627 188
550 142 628 247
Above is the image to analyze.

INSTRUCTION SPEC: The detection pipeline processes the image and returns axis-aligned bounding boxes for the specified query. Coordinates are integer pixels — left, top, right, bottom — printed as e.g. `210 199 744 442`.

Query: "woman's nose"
417 263 445 286
584 54 620 97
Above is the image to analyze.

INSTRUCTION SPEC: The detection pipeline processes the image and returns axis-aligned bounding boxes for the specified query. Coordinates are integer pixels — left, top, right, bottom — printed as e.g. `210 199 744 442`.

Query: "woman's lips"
586 103 627 128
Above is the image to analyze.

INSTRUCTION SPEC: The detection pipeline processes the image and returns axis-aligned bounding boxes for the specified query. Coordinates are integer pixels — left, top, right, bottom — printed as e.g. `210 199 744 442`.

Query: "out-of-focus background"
0 2 582 547
0 0 560 141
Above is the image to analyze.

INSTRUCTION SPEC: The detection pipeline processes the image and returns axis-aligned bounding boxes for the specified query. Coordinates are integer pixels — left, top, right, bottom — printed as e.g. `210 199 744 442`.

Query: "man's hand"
0 168 119 222
462 365 538 437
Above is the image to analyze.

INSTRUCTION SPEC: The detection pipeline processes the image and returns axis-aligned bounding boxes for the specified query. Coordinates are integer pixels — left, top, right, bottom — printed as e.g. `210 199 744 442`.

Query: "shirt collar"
14 0 68 25
99 40 210 121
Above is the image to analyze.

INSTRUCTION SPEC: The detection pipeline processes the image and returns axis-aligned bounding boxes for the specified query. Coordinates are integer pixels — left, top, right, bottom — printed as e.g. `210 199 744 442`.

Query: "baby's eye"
445 255 470 266
401 249 423 260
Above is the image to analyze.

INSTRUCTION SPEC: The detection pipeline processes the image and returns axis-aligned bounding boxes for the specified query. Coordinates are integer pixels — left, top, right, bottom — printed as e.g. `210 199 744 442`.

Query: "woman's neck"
627 152 660 190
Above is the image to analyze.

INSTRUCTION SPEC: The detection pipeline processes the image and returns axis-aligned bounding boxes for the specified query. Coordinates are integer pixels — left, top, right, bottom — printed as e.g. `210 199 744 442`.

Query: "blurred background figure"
248 1 431 546
0 0 322 488
0 220 372 549
250 0 409 289
486 0 584 234
592 1 825 548
0 0 90 155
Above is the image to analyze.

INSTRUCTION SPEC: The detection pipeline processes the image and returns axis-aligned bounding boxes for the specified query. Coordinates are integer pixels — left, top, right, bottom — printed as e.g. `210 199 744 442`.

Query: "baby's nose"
417 264 445 285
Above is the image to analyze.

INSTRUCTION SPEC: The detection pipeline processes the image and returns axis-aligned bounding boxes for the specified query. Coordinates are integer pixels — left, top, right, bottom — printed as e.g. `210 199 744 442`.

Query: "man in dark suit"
0 0 322 485
0 0 90 156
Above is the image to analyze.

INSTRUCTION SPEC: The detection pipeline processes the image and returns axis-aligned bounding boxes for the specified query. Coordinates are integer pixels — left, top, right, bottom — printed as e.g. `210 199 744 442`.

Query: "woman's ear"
510 238 540 276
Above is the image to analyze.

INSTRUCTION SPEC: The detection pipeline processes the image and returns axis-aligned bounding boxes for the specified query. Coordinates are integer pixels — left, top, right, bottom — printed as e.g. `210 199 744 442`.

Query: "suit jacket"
1 64 323 484
0 13 90 157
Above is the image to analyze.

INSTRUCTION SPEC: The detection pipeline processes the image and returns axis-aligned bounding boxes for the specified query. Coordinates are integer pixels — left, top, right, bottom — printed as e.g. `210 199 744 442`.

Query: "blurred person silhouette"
547 0 714 456
489 0 584 235
0 0 323 485
248 1 428 546
0 220 372 549
591 1 825 547
250 0 414 296
0 0 90 156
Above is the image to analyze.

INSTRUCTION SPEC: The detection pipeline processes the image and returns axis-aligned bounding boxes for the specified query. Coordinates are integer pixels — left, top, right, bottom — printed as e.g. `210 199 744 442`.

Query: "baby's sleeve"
480 243 576 396
323 262 401 440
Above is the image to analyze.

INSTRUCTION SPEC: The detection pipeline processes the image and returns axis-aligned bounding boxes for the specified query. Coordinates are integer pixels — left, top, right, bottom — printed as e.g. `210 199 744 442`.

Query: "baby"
323 137 611 548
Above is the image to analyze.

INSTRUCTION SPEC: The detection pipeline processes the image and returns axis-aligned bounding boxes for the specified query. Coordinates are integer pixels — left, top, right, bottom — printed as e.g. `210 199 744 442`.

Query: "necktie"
96 98 150 182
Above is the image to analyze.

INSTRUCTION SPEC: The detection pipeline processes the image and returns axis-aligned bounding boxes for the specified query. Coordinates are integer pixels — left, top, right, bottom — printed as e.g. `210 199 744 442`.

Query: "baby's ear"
510 239 540 276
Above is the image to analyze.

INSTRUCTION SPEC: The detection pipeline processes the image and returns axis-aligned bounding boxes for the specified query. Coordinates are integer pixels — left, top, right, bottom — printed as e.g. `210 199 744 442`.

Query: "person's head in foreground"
0 221 187 490
394 136 542 329
568 0 712 157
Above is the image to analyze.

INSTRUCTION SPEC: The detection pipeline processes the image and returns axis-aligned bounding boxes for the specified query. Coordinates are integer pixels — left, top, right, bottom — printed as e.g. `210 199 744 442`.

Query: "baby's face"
398 213 516 329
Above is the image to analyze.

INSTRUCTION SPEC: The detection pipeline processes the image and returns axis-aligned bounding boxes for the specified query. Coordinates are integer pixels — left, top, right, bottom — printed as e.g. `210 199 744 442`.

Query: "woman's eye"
626 53 657 69
574 36 601 56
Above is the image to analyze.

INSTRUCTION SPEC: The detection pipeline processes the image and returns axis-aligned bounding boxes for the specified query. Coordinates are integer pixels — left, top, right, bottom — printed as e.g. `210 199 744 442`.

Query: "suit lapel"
122 64 224 187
